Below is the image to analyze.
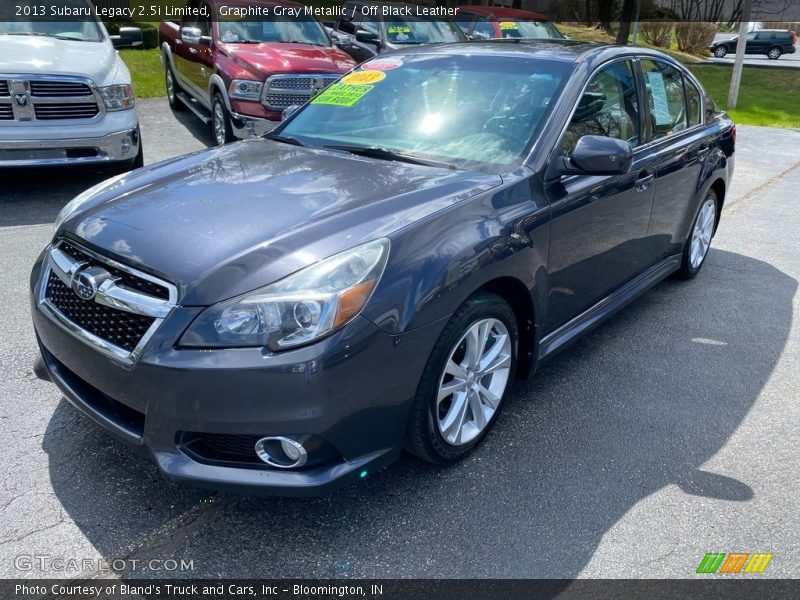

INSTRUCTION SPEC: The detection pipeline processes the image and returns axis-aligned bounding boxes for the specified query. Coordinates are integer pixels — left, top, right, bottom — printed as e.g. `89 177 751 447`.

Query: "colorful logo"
696 552 773 574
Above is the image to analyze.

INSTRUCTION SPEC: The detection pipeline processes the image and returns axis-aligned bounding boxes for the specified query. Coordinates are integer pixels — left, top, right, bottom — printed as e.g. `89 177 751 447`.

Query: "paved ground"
1 101 799 579
710 33 800 69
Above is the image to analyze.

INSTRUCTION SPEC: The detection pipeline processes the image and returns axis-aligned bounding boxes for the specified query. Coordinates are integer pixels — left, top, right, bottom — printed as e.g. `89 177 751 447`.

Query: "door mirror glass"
181 27 202 44
569 135 633 175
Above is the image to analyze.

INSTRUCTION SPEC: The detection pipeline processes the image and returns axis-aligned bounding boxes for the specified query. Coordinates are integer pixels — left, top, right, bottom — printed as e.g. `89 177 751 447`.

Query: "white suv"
0 1 143 170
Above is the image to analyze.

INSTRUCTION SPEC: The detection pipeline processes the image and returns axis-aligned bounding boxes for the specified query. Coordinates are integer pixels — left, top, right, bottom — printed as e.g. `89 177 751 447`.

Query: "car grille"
0 77 101 121
45 273 155 353
40 239 176 362
261 74 340 111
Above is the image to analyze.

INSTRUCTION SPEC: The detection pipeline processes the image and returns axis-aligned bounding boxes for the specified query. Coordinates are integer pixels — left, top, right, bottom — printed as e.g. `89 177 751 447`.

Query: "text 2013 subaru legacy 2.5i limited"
31 41 734 495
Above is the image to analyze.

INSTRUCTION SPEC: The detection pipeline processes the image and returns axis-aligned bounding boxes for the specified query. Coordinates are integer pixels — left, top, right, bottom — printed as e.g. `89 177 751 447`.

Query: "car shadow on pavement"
42 248 795 578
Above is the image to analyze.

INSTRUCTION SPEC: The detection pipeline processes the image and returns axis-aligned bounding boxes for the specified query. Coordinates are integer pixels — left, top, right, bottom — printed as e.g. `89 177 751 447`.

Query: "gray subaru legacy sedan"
31 41 735 495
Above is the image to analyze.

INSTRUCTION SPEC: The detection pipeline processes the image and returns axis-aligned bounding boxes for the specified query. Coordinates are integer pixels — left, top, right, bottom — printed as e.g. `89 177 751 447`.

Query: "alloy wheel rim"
213 102 226 145
436 318 512 446
769 49 780 59
166 70 175 103
689 198 716 269
715 47 726 57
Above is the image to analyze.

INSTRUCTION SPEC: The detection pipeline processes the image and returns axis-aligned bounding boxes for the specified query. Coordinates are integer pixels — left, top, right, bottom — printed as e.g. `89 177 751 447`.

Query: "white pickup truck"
0 0 144 169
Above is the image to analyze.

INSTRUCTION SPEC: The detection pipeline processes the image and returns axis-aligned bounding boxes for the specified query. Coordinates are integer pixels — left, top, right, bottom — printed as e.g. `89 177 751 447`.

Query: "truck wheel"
165 64 186 111
212 94 235 146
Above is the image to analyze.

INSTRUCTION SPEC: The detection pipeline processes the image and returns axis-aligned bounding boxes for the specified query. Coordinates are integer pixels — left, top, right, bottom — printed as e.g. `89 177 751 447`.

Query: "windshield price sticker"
312 84 374 107
499 22 519 30
363 58 404 71
341 71 386 85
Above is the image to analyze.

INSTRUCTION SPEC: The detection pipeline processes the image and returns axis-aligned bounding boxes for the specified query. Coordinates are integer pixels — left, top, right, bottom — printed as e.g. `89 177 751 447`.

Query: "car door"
744 31 759 54
174 0 212 101
543 59 658 332
638 59 707 262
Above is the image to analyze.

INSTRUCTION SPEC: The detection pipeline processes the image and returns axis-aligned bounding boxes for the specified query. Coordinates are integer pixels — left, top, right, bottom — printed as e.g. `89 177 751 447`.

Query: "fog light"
120 137 131 155
254 436 307 469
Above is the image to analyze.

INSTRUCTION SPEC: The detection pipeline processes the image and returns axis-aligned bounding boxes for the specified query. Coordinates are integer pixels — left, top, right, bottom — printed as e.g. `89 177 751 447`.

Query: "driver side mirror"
560 135 633 176
181 27 202 44
356 29 380 44
111 27 143 49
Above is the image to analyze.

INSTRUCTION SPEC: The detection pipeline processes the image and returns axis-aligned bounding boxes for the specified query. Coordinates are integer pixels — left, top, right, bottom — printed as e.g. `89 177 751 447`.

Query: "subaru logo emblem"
71 266 111 301
13 93 28 107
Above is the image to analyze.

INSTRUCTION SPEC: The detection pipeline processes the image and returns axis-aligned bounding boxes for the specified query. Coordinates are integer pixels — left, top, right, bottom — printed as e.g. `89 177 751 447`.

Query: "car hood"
0 35 117 85
223 43 355 76
61 140 502 306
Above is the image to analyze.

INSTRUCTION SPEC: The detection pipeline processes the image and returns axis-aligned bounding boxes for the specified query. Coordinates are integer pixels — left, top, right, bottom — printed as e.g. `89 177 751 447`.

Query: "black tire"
676 189 719 280
713 45 728 58
165 62 186 111
405 291 518 464
211 93 235 146
767 46 782 60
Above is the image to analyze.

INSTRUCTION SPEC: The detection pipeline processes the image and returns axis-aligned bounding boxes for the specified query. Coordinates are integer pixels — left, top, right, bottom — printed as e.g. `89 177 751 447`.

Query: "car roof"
456 6 549 20
387 39 683 66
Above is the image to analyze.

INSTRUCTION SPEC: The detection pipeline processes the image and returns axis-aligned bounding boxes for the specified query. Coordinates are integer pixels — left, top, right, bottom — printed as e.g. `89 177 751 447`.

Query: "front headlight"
53 172 128 234
99 84 135 111
229 79 263 101
180 239 390 350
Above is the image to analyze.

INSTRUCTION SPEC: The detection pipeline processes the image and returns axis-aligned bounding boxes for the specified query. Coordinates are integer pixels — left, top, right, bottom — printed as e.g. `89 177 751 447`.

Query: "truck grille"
0 77 101 122
39 239 176 363
261 74 340 111
30 81 93 97
45 273 156 353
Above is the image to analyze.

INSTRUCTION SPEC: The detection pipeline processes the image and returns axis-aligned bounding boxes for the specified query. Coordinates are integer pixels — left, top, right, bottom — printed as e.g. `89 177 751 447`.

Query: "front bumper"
0 109 140 167
30 254 443 496
230 111 279 140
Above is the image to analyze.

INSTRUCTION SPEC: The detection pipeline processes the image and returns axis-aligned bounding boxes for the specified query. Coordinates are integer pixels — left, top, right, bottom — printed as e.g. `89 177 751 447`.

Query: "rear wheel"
211 94 235 146
676 189 718 279
713 45 728 58
768 46 782 60
165 62 186 111
405 292 517 464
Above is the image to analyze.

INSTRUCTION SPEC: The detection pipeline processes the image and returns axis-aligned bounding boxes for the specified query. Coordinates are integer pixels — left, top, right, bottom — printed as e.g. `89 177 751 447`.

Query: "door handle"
188 47 198 55
697 146 711 160
175 39 182 45
634 172 655 192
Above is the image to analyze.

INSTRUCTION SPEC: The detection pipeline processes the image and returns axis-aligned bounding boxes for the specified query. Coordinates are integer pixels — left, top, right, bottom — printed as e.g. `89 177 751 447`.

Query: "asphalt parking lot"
1 100 799 579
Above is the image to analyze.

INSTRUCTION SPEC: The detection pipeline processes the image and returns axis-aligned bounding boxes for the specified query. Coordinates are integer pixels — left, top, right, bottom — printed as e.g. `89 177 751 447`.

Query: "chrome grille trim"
0 73 104 123
261 74 340 111
38 240 177 366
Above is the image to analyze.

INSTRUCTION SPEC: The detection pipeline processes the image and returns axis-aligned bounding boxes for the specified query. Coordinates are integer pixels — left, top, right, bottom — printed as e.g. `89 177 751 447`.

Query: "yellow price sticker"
341 71 386 85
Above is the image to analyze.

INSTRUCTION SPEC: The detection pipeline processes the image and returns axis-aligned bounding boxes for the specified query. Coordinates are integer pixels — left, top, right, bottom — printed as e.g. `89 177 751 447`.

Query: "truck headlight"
99 84 135 111
180 239 390 350
229 79 263 101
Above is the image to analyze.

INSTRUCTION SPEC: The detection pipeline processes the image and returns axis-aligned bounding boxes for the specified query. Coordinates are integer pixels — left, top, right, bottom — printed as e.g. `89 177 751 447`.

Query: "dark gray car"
31 41 735 495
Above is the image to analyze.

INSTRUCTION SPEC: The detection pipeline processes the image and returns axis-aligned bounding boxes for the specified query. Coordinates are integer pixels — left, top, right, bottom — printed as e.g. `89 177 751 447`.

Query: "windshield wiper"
264 132 309 147
323 145 455 169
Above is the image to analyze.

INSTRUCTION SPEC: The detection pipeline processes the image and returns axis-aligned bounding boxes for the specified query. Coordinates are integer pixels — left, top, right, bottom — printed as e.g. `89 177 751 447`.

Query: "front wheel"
768 47 782 60
676 189 718 279
405 292 518 464
211 94 235 146
713 45 728 58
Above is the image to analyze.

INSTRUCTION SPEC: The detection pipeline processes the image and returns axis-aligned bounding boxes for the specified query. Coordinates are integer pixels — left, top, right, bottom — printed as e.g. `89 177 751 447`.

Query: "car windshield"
216 15 330 46
494 20 562 40
278 54 568 172
0 0 102 42
381 18 466 44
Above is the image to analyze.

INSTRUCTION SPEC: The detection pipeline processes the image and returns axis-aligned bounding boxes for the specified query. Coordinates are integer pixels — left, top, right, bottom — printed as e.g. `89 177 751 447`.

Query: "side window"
562 60 640 156
704 89 717 121
185 1 210 37
685 79 702 126
471 17 494 40
640 59 688 140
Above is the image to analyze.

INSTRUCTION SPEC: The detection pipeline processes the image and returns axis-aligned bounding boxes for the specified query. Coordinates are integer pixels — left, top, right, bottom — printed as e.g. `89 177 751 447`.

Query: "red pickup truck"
159 0 356 145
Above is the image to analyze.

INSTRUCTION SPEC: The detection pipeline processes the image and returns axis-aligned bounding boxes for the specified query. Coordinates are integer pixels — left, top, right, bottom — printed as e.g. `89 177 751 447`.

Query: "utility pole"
728 0 754 109
631 0 642 44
